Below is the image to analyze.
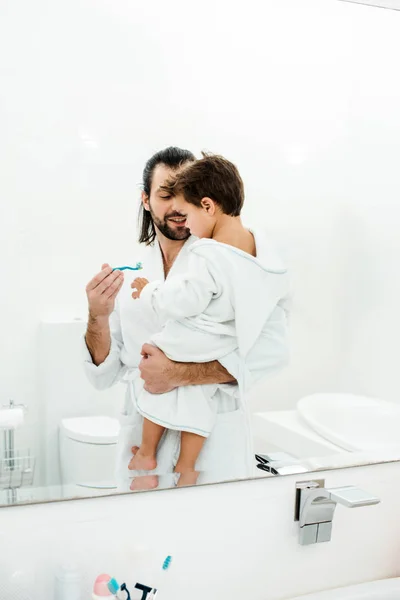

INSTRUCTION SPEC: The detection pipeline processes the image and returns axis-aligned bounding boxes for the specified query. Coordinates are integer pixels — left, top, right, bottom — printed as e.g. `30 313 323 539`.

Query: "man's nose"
170 199 183 214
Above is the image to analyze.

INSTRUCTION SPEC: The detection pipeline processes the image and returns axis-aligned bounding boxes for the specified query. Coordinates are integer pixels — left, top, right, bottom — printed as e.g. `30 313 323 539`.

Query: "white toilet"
59 416 121 494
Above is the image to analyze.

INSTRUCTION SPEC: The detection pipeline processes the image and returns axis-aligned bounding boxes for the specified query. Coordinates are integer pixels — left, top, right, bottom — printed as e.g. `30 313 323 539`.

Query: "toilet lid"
61 416 120 444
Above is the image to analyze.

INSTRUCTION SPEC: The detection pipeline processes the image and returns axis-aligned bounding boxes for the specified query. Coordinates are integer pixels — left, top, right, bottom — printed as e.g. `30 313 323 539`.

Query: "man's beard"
150 206 191 241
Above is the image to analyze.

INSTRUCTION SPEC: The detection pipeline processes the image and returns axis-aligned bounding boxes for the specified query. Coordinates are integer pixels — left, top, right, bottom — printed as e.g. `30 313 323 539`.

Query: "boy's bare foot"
128 445 157 472
174 461 199 487
130 475 159 491
176 471 199 487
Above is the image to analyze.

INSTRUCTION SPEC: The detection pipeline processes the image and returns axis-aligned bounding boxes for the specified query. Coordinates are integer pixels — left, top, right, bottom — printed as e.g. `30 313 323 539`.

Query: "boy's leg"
175 431 205 487
128 418 165 471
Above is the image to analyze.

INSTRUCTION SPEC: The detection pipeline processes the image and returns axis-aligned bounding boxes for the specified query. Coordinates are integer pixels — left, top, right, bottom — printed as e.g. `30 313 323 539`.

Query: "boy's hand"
131 277 149 299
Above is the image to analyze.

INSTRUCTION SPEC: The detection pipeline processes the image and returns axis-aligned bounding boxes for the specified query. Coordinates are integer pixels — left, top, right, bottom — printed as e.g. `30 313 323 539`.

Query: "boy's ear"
200 197 216 216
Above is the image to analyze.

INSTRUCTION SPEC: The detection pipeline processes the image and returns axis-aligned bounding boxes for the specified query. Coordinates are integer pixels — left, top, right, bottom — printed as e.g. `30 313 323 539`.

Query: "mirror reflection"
2 0 400 506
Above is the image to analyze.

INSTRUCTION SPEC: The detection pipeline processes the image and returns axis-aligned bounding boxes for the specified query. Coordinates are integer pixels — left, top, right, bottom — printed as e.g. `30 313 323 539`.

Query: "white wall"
1 0 400 462
0 461 400 599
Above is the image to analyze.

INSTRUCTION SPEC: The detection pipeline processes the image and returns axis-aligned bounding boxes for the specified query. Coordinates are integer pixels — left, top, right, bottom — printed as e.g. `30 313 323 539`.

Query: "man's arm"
139 344 236 394
85 315 112 366
83 264 127 390
173 359 236 387
139 302 289 394
83 308 127 391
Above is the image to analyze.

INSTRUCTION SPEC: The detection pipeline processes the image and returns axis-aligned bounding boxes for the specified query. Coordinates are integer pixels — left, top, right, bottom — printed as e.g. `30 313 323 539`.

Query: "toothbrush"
112 262 143 272
110 557 173 600
162 556 172 571
107 578 131 599
148 555 173 599
120 583 131 600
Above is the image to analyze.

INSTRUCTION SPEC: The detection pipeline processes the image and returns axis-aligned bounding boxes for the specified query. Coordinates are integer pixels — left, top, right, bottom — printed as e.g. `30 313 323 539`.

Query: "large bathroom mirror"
1 0 400 506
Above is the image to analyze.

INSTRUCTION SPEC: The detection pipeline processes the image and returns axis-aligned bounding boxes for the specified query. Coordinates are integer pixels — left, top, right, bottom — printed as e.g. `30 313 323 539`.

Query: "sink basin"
289 577 400 599
297 394 400 452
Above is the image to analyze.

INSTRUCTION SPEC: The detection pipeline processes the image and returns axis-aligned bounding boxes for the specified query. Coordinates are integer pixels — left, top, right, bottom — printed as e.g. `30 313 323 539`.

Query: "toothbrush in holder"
148 555 173 599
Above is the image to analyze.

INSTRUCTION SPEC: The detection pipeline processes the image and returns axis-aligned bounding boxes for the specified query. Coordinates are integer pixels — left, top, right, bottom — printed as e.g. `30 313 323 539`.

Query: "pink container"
92 574 113 598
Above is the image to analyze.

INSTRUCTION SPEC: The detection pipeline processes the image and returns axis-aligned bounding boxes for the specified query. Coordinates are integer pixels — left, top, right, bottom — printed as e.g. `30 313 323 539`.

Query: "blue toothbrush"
107 556 172 600
162 556 172 571
148 556 173 599
112 262 143 272
107 578 131 599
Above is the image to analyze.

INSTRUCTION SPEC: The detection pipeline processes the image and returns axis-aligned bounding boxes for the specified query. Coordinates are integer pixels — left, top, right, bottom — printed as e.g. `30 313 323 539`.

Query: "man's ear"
142 191 150 212
200 197 216 216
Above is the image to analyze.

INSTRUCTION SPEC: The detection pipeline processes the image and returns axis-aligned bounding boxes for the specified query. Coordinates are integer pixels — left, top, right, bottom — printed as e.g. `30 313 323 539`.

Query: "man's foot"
128 445 157 472
130 475 159 491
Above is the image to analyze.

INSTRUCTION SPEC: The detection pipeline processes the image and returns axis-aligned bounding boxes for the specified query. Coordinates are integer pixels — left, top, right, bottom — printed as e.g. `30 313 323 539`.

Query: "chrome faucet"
255 453 309 475
295 480 380 545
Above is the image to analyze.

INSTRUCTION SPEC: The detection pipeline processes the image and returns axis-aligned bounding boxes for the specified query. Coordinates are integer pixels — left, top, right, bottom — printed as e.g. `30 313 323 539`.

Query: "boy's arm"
139 255 218 323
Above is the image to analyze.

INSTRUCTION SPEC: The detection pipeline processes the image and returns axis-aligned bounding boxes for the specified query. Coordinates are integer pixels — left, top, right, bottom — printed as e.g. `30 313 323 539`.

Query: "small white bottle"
54 563 82 600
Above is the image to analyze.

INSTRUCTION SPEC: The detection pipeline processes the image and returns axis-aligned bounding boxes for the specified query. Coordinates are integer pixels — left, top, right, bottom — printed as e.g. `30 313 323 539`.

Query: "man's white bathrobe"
83 232 290 490
136 239 289 442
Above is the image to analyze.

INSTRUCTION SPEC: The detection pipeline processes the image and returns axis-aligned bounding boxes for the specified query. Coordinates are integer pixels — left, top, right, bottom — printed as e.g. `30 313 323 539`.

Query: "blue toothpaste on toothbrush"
112 262 143 272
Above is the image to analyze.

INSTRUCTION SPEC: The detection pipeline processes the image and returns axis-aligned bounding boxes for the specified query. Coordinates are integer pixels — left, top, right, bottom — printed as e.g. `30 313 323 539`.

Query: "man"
83 146 289 491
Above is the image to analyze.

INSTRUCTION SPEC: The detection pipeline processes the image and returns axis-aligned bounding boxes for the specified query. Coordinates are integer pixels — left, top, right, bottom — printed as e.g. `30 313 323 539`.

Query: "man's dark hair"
161 153 244 217
138 146 195 244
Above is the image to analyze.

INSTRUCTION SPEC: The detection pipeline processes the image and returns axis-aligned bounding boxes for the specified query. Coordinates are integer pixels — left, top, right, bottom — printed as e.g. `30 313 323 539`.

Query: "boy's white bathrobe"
136 239 289 441
83 232 290 490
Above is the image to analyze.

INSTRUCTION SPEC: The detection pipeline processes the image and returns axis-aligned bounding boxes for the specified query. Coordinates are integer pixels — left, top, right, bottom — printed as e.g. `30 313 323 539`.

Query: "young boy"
129 154 289 486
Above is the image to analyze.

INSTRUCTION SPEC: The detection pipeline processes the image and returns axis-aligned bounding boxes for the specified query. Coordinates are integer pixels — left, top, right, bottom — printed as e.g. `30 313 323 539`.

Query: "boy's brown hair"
161 152 244 216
